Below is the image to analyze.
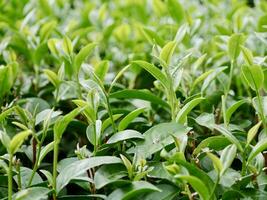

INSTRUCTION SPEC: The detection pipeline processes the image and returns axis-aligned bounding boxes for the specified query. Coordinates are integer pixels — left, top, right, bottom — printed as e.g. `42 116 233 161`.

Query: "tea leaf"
107 130 144 144
118 107 146 131
241 64 264 91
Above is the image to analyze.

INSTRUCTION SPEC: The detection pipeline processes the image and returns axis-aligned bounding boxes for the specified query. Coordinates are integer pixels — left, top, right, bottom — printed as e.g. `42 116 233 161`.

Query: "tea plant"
1 0 267 199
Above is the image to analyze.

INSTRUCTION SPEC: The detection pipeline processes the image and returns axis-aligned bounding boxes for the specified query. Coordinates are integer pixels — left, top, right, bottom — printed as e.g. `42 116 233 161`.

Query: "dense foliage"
1 0 267 199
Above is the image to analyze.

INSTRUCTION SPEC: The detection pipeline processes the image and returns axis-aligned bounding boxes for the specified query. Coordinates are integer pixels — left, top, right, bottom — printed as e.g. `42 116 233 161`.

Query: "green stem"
226 60 235 97
8 154 13 200
16 161 22 191
27 143 42 187
221 95 227 127
165 69 177 121
221 60 235 126
76 73 82 99
241 150 247 176
255 89 267 134
106 96 117 133
209 174 220 200
53 141 59 199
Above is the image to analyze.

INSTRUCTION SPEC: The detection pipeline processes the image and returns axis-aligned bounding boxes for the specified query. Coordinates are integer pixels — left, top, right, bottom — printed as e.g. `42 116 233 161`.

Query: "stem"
53 141 59 199
16 161 22 191
221 95 227 127
255 89 267 134
221 60 235 126
106 96 117 133
28 143 42 187
76 73 82 99
241 150 247 176
165 69 177 121
226 60 235 97
185 184 193 200
209 174 220 200
8 154 13 200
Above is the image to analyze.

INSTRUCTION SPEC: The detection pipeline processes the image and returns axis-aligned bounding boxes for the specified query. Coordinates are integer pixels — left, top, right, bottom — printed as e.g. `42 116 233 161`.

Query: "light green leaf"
131 61 170 90
38 141 54 166
107 130 144 144
176 97 205 124
228 33 245 61
206 152 223 174
62 36 73 56
54 107 83 141
101 114 123 131
127 122 189 159
110 89 169 109
56 156 122 193
175 175 210 200
9 130 32 154
95 60 109 82
226 99 247 125
74 43 96 73
193 136 231 156
0 107 15 123
167 0 184 24
159 41 177 67
220 144 237 176
94 164 127 189
120 154 133 179
118 107 146 131
247 121 262 146
248 138 267 163
201 67 227 93
43 69 60 88
213 125 243 152
107 181 160 200
241 46 253 66
13 187 50 200
241 64 264 91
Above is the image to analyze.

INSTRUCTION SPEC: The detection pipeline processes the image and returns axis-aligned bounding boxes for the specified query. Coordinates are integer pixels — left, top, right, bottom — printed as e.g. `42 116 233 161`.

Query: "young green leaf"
107 130 144 144
38 141 55 166
12 187 50 200
226 99 247 125
167 0 184 24
43 69 60 88
228 33 245 61
176 97 205 124
120 154 133 180
248 138 267 163
175 175 210 200
118 107 146 131
9 130 32 155
220 144 237 176
94 164 128 189
241 64 264 91
241 46 253 66
108 181 160 200
127 122 189 159
95 60 109 82
247 121 262 146
213 125 243 152
206 152 223 174
62 36 73 56
56 156 122 193
159 41 177 67
74 43 96 73
101 114 123 132
131 61 170 90
54 107 84 141
110 89 169 109
193 136 231 156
